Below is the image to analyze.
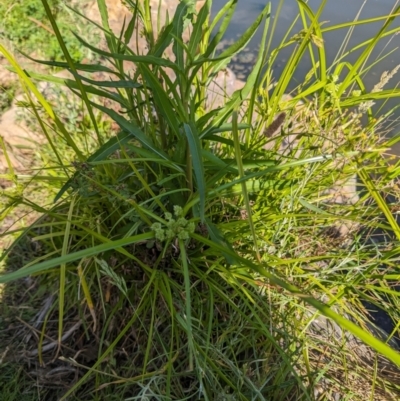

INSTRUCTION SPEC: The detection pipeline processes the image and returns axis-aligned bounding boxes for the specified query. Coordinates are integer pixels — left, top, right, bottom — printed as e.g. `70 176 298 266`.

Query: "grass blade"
184 122 206 221
141 64 183 136
58 195 75 348
0 232 154 283
40 0 102 145
232 111 260 261
210 2 270 73
204 0 238 58
178 238 194 370
209 2 270 128
187 0 210 57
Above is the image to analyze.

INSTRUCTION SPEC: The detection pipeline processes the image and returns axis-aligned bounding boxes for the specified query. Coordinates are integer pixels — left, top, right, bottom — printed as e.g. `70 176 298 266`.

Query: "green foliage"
1 0 400 399
0 0 98 62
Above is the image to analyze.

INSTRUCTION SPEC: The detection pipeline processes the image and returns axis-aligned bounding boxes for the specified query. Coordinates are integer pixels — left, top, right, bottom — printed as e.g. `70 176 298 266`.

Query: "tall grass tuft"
1 0 400 399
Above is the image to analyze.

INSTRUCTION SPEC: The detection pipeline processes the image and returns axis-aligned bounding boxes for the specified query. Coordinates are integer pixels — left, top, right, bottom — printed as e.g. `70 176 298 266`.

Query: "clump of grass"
1 0 400 400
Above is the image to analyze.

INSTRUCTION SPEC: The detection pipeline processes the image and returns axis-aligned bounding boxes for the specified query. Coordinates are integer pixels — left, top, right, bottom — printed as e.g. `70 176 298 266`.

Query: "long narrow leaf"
141 64 183 136
337 5 400 96
171 0 195 70
41 0 102 145
184 123 206 221
188 0 210 57
204 0 238 58
96 0 117 53
208 2 270 129
0 232 154 283
0 44 84 160
58 196 75 345
71 31 180 70
210 2 271 73
232 111 260 260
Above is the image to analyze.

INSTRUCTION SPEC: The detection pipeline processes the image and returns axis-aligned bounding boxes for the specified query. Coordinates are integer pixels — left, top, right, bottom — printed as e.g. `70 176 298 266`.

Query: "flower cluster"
152 206 195 242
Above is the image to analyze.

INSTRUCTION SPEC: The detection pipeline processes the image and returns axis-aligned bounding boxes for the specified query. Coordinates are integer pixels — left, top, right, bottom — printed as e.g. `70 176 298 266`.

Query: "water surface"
214 0 400 140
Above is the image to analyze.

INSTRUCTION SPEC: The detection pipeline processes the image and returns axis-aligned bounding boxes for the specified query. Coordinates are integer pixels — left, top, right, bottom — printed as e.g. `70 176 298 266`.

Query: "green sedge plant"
1 0 400 399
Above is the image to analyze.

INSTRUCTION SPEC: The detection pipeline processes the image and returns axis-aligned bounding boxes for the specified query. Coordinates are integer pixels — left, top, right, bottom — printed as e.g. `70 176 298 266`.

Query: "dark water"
214 0 400 85
214 0 400 146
